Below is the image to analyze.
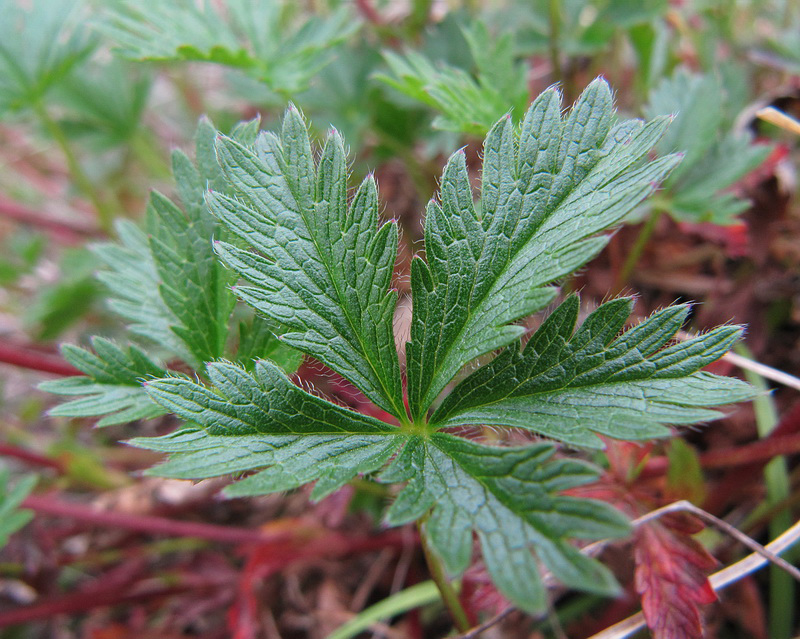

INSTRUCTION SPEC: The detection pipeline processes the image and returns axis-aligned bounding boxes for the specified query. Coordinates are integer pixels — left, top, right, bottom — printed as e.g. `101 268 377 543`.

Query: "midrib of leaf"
279 133 407 423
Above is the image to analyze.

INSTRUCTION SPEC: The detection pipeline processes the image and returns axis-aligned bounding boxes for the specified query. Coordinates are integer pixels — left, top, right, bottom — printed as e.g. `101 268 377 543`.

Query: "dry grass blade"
756 106 800 136
675 330 800 391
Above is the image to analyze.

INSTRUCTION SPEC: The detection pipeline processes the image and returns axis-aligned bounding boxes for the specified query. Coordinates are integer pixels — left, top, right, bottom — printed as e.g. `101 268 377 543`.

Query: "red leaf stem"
0 342 80 376
0 444 64 472
0 524 412 629
354 0 382 24
0 198 101 241
0 576 226 628
640 431 800 477
23 494 294 545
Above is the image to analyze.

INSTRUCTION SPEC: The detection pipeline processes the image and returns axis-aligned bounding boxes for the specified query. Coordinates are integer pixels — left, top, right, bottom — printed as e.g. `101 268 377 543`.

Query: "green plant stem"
736 344 793 639
129 131 170 178
407 0 432 38
418 518 470 633
548 0 562 84
615 207 664 292
33 100 114 233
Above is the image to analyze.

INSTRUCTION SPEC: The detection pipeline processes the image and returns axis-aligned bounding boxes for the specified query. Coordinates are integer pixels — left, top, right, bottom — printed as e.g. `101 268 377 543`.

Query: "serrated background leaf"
52 57 151 149
92 119 236 366
0 0 95 115
47 117 299 428
40 338 167 427
92 118 276 368
376 22 529 136
644 68 770 224
0 471 37 548
101 0 357 95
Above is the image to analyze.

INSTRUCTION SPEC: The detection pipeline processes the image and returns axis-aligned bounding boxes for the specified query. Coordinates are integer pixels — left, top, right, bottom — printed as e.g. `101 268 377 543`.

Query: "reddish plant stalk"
0 342 79 376
1 528 414 628
641 431 800 477
23 494 295 545
355 0 382 24
0 577 226 627
0 198 101 241
0 445 64 472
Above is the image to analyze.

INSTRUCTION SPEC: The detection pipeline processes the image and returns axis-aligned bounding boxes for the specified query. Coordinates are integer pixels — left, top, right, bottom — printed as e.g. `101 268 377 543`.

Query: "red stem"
0 445 64 472
0 576 225 627
700 432 800 469
0 198 101 241
355 0 382 24
23 494 295 545
0 342 79 376
641 431 800 477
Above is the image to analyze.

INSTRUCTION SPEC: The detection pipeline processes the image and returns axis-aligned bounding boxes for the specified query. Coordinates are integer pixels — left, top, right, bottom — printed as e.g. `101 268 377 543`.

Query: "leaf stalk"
32 99 115 233
548 0 562 84
418 516 471 633
615 206 665 292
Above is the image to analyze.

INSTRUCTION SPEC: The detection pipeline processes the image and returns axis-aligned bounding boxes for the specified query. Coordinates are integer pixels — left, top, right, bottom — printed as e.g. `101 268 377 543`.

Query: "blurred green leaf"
25 247 100 341
101 0 359 95
92 119 241 366
0 471 36 548
644 68 770 224
666 439 706 504
513 0 669 56
53 58 152 149
376 22 529 136
0 230 46 286
0 0 95 115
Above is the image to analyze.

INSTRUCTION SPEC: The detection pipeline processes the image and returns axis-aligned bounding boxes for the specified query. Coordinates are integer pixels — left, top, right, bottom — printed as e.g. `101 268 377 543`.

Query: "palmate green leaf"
40 338 167 427
406 79 680 420
25 247 100 341
431 296 757 447
209 107 405 419
92 219 193 364
101 0 357 96
53 57 152 149
56 79 756 617
134 359 625 613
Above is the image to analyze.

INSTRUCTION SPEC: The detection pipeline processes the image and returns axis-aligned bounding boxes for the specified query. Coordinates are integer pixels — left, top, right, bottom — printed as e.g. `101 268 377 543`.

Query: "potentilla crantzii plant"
44 79 754 614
